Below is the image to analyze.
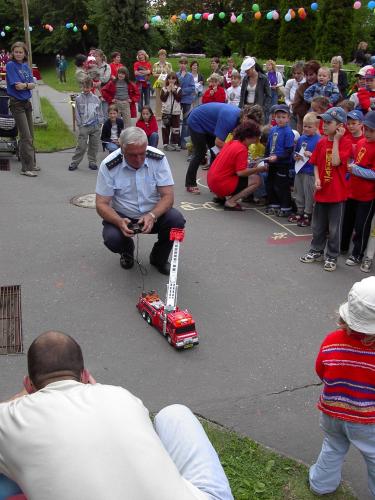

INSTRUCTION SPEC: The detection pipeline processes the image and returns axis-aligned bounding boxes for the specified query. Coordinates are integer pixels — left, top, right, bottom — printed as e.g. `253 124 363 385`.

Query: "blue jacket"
176 71 195 105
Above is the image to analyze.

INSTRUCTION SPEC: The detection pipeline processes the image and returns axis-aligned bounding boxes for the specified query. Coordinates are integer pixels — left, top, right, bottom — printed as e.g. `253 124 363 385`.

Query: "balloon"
49 26 53 32
82 24 88 31
254 11 262 19
290 9 296 18
272 10 279 19
368 0 375 8
266 11 273 19
202 12 209 20
230 13 237 22
73 25 78 32
155 15 161 22
171 15 177 22
194 13 201 20
252 3 260 12
0 32 5 37
180 12 187 20
65 23 71 28
144 23 149 29
45 24 50 29
285 12 292 21
29 26 33 31
310 2 319 10
353 1 361 8
298 7 305 15
218 12 225 19
208 13 214 21
4 26 10 31
187 14 193 21
237 13 243 23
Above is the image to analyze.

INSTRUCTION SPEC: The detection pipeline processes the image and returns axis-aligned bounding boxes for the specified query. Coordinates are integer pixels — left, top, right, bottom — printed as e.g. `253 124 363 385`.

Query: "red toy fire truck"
136 228 199 349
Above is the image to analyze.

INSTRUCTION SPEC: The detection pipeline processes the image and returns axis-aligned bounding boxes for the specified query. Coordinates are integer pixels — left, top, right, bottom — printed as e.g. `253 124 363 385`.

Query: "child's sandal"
186 186 201 194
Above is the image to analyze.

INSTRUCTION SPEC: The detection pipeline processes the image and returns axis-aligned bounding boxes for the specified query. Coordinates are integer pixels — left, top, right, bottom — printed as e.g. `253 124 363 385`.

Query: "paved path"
0 85 371 499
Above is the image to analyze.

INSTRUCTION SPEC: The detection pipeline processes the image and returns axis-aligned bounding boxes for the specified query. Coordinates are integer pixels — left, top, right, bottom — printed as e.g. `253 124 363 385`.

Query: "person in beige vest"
152 49 172 121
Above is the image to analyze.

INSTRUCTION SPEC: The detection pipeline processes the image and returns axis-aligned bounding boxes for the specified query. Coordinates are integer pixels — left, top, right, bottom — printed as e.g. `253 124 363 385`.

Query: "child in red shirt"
341 110 375 264
300 107 352 271
202 74 226 104
357 67 375 114
309 276 375 497
136 105 159 148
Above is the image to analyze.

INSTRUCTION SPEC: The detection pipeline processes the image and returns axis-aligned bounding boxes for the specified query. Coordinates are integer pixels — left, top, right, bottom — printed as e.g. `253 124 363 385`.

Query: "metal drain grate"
0 159 10 171
0 285 23 354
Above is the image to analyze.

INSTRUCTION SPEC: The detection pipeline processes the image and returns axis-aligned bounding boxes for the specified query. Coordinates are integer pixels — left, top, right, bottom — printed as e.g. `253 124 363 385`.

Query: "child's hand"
334 125 345 140
304 151 312 158
294 153 303 161
269 155 277 162
257 164 268 173
315 178 321 190
347 162 354 173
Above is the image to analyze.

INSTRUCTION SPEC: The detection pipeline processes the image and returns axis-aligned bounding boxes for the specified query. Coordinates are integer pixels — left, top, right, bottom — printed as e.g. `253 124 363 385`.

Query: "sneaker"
120 250 134 270
264 206 279 215
288 213 302 223
32 166 41 171
172 144 181 151
88 163 98 170
20 170 38 177
163 144 175 151
298 215 311 227
68 163 78 171
300 250 323 263
324 257 337 272
276 209 292 218
345 255 361 266
360 257 372 273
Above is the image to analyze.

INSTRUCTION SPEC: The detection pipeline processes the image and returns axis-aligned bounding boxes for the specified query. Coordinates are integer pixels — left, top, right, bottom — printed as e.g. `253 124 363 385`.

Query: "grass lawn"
34 97 76 152
202 418 356 500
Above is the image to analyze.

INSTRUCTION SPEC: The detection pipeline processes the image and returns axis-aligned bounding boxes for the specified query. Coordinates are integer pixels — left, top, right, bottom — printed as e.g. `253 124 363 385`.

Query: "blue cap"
363 111 375 130
347 110 364 122
317 107 347 124
272 104 290 115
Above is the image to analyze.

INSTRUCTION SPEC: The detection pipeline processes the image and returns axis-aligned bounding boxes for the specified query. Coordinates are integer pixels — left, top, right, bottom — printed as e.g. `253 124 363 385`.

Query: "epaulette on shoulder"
105 152 123 170
146 146 165 161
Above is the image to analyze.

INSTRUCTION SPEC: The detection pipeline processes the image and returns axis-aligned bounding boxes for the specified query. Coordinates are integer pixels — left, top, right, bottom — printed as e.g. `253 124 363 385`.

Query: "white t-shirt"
225 86 241 107
0 381 207 500
246 83 256 104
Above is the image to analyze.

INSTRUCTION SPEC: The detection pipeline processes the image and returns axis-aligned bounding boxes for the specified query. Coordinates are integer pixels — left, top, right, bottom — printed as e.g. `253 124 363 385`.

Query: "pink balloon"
144 23 149 29
272 10 279 19
353 0 361 8
202 12 209 20
230 13 237 22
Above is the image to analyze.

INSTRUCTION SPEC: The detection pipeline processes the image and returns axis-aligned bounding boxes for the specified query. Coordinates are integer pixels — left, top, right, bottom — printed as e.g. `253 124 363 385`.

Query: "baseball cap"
317 106 347 124
355 65 373 77
272 104 291 115
363 111 375 130
364 67 375 79
347 110 364 122
241 57 256 72
339 276 375 335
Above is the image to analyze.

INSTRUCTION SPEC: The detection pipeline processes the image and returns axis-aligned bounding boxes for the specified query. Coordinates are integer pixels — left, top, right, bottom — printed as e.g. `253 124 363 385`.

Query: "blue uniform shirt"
187 103 241 141
6 60 33 100
295 133 320 175
96 146 174 219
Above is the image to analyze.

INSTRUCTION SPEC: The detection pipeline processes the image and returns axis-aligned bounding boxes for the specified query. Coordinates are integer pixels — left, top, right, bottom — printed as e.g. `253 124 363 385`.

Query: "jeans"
148 132 159 148
0 405 233 500
104 142 120 153
341 198 375 257
311 201 345 259
309 413 375 496
180 103 192 147
137 84 150 112
270 88 278 107
71 125 100 166
185 128 215 187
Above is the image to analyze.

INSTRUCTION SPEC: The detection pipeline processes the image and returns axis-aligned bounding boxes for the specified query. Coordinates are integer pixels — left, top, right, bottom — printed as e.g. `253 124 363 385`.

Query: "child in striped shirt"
309 276 375 496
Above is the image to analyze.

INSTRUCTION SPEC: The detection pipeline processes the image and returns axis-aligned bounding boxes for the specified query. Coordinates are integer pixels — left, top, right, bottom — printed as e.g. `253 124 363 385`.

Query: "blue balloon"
311 2 319 10
65 23 71 28
368 0 375 8
180 12 187 20
285 13 292 21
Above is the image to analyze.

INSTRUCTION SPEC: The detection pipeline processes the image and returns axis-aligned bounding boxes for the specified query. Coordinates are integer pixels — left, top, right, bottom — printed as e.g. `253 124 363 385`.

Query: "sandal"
224 203 243 211
186 186 201 194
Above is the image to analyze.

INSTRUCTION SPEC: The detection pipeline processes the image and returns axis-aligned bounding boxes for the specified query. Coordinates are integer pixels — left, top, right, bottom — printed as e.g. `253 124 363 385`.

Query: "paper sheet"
294 146 309 174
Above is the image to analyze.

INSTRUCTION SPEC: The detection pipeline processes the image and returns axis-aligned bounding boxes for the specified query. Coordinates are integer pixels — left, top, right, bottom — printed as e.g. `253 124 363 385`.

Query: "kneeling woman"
207 121 267 211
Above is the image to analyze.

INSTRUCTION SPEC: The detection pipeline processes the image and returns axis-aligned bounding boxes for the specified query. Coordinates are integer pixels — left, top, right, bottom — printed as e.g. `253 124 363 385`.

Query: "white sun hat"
339 276 375 335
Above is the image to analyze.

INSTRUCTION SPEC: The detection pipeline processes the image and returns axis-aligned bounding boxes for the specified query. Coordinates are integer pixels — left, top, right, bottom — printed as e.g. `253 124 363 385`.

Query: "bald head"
27 331 84 389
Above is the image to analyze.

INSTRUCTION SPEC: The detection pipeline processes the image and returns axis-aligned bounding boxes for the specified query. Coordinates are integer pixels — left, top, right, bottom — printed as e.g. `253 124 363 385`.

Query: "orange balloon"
82 24 88 30
171 15 177 22
254 11 262 19
290 9 296 18
298 8 305 15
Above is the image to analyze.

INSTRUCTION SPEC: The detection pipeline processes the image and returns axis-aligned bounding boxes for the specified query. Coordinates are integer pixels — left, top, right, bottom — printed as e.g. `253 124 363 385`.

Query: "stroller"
0 87 19 160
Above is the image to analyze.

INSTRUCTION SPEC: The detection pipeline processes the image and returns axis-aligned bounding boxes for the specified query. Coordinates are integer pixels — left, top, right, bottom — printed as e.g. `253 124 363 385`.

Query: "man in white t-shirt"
0 331 233 500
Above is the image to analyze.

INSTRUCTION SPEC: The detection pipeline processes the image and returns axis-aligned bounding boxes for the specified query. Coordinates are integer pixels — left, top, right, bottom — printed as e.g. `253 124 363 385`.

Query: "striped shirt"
316 329 375 424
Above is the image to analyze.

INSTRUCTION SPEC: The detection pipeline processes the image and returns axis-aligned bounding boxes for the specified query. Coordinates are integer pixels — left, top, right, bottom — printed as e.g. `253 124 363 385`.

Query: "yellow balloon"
187 14 193 21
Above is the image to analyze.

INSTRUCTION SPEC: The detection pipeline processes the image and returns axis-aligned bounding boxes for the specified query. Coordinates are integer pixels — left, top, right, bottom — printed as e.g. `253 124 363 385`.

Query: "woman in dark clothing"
292 60 320 134
330 56 348 99
353 41 369 67
239 57 271 122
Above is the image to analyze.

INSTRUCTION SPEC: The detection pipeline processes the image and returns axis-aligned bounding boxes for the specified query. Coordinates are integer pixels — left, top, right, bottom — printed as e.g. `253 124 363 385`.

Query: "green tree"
277 3 317 61
315 0 354 62
252 0 281 59
89 0 148 70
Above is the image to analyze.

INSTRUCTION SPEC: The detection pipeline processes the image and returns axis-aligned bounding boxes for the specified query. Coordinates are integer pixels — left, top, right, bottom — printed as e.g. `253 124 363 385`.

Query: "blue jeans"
138 85 150 112
270 88 278 107
309 413 375 496
148 132 159 148
180 103 192 148
104 142 120 153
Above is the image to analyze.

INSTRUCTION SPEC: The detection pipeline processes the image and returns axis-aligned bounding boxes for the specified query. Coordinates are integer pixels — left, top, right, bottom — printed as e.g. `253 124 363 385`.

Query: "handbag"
162 94 175 127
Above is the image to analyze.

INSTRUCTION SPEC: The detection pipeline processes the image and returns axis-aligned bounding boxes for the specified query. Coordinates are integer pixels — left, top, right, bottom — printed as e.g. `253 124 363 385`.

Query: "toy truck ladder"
164 228 185 313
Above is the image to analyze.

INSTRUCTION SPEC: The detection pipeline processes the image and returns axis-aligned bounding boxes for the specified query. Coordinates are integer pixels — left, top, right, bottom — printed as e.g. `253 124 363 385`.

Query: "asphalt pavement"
0 84 371 499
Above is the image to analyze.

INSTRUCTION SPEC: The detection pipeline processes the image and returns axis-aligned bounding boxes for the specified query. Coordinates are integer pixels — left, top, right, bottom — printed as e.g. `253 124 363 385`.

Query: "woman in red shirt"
207 121 267 210
136 105 159 147
134 50 152 113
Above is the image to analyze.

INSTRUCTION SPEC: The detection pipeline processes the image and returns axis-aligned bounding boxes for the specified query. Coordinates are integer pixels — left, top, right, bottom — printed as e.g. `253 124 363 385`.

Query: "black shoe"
150 255 170 275
68 163 78 171
212 196 226 205
88 163 98 170
120 250 134 270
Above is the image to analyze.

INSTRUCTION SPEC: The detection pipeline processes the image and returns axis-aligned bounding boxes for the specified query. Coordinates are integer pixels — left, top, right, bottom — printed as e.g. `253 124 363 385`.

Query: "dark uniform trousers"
102 208 185 264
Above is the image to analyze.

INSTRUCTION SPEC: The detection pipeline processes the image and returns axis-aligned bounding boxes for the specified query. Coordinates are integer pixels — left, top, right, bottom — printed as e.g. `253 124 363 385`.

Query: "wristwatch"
149 211 157 222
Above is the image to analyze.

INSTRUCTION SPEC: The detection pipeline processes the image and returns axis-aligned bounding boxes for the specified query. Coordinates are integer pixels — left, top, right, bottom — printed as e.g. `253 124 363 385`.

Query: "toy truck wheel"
141 311 147 320
167 335 172 345
146 314 152 325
